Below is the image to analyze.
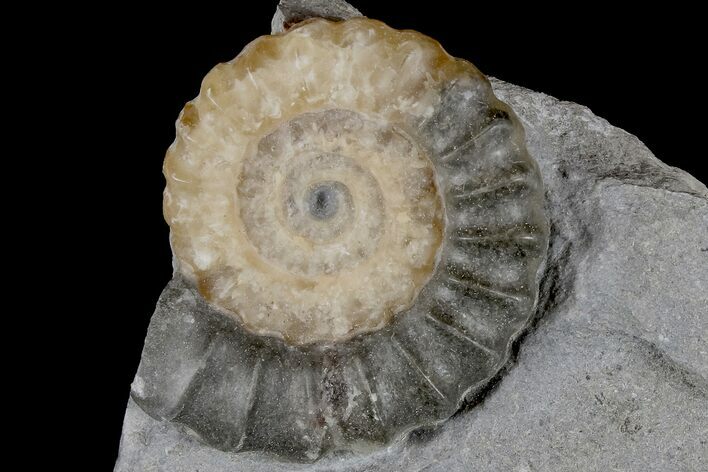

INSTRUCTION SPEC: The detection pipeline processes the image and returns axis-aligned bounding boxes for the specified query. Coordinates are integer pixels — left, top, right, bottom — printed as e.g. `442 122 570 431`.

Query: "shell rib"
135 17 549 462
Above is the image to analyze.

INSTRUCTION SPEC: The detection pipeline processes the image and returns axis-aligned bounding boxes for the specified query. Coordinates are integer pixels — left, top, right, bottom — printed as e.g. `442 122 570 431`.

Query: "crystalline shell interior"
138 17 549 461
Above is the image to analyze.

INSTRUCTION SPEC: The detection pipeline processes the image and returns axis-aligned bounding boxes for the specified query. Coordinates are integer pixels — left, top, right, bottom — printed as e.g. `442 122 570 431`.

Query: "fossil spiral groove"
136 17 549 461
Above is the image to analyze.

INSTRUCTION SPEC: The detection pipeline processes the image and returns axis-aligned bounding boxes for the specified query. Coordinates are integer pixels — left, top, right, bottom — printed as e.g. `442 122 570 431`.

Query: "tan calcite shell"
136 16 550 462
164 18 476 344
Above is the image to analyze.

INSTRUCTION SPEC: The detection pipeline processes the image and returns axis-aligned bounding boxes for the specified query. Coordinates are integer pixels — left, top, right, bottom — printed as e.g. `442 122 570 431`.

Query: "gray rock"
271 0 361 34
115 76 708 471
115 2 708 470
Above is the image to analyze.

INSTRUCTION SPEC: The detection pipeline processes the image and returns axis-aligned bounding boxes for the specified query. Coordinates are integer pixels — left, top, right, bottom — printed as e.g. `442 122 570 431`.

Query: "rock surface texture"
271 0 361 34
115 3 708 471
115 76 708 472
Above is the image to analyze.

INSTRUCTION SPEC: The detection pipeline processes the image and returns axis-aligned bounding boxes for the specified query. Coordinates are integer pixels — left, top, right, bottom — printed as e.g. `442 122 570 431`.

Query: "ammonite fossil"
134 16 548 462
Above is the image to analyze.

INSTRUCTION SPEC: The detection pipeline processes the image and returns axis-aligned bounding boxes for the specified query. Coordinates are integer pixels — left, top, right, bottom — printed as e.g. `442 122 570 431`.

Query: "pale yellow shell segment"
163 18 484 344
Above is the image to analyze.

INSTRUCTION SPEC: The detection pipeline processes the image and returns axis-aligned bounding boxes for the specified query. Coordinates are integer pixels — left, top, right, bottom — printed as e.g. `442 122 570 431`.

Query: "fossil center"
173 108 444 344
306 181 343 220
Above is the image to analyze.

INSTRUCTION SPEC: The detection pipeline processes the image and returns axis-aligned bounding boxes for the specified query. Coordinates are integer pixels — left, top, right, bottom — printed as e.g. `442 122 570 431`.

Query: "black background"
93 1 705 468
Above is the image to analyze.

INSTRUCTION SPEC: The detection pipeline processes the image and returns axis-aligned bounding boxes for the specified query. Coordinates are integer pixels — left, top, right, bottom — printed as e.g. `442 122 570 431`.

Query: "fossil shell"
135 17 548 461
